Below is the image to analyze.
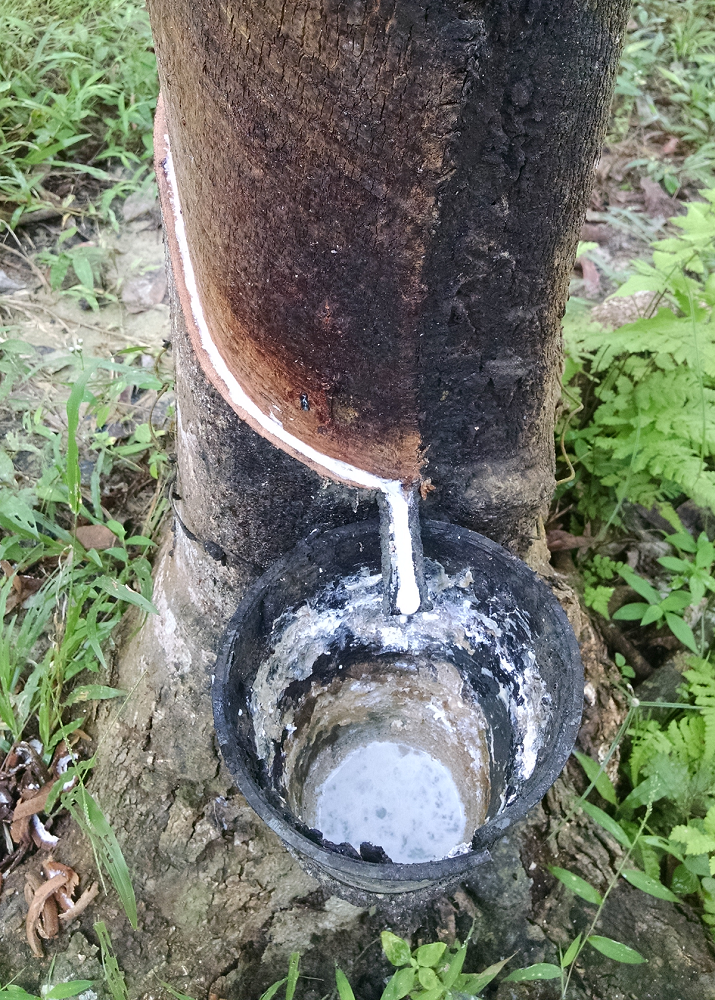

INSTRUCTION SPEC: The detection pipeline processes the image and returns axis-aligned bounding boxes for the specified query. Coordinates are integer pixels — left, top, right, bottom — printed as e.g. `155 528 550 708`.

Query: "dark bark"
148 0 630 545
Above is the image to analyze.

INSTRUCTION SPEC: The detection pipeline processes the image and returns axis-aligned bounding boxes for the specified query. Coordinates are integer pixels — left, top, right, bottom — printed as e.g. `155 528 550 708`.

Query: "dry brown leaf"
17 576 42 598
640 176 682 219
3 592 22 615
580 223 614 244
25 872 67 957
121 267 167 313
576 255 601 298
0 559 20 590
12 781 54 822
37 893 59 940
1 563 43 614
75 523 117 551
42 859 79 898
546 529 593 552
59 881 99 926
10 815 31 845
24 871 42 905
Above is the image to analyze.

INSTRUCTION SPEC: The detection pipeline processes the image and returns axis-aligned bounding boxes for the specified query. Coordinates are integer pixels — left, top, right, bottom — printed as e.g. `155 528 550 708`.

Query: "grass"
0 0 158 229
0 339 171 752
610 0 715 192
0 337 172 924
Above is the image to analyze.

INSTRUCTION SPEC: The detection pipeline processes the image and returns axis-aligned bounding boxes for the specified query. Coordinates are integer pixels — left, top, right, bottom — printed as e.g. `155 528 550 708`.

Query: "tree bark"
148 0 630 546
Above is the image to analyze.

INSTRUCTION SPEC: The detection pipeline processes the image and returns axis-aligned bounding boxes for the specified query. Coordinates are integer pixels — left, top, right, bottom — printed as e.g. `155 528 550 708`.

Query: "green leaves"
415 943 446 968
455 956 512 995
671 863 700 895
505 964 561 982
440 942 467 989
381 932 412 967
670 824 715 857
0 984 93 1000
665 613 699 654
159 982 196 1000
44 984 94 1000
560 188 715 523
574 750 618 805
621 869 679 902
580 801 632 849
619 566 661 605
587 936 646 964
549 867 603 905
64 684 126 706
285 953 300 1000
376 932 515 998
258 981 286 1000
335 969 355 1000
66 360 100 515
611 557 701 654
380 967 414 1000
68 789 137 929
94 921 129 1000
0 2 158 228
561 935 582 968
96 576 157 615
417 968 440 990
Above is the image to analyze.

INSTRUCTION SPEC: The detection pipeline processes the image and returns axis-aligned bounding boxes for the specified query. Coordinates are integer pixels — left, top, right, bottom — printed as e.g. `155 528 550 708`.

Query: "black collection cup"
212 519 583 898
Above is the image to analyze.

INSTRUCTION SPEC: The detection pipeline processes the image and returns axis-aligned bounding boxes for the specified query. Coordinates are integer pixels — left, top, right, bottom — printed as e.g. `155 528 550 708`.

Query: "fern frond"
628 719 671 786
667 716 707 767
670 825 715 855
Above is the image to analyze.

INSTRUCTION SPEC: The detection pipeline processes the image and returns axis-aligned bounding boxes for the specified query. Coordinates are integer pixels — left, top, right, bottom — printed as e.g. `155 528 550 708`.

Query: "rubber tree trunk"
148 0 630 548
64 0 658 993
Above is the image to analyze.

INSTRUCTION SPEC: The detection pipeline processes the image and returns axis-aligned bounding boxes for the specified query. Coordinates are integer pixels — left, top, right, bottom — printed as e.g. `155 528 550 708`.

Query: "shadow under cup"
213 519 583 896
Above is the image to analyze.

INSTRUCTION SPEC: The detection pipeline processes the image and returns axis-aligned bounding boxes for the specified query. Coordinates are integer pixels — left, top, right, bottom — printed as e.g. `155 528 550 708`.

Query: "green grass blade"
505 964 562 982
66 361 99 515
574 750 619 805
44 983 93 999
158 982 195 1000
549 866 603 905
285 952 300 1000
258 980 286 1000
335 968 355 1000
97 575 157 615
580 801 632 848
587 935 646 964
621 869 679 902
72 790 137 929
94 922 129 1000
